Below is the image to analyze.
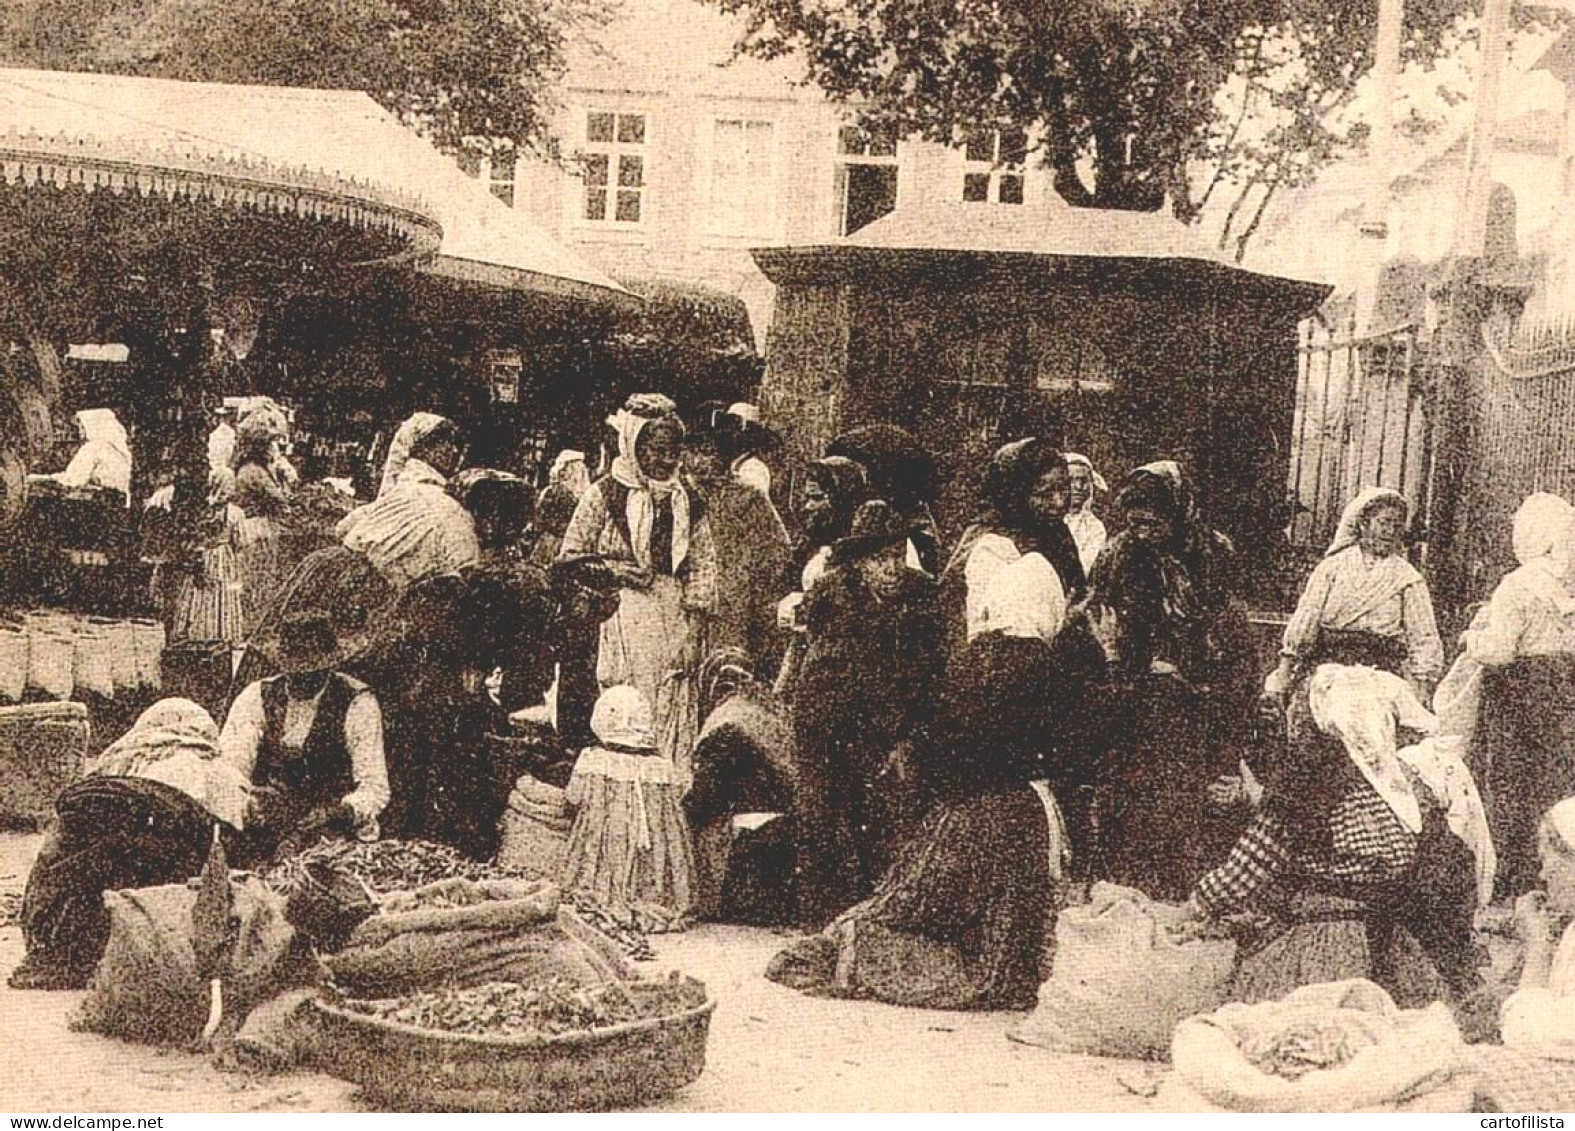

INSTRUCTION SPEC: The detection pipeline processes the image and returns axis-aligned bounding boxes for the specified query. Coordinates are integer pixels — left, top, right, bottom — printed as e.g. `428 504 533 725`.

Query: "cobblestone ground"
0 833 1157 1113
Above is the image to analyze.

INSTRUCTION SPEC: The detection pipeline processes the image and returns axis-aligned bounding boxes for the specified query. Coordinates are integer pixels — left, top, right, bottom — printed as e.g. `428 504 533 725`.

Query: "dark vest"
255 672 363 812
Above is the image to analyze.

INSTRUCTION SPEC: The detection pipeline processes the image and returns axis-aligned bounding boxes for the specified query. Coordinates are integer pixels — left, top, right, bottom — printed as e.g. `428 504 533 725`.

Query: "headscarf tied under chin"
607 393 691 573
1115 460 1205 557
1327 486 1409 557
1062 453 1107 510
380 412 452 498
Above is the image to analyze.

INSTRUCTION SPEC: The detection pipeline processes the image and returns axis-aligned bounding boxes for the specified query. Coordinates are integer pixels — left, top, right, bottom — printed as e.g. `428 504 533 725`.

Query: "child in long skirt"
563 685 695 932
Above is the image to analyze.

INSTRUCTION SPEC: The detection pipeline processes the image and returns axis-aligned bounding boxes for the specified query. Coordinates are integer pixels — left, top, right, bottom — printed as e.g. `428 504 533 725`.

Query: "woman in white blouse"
1461 492 1575 898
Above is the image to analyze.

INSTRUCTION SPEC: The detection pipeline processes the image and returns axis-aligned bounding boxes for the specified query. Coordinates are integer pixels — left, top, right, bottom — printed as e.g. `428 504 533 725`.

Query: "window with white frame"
835 123 899 236
963 128 1027 204
706 118 776 239
581 110 647 225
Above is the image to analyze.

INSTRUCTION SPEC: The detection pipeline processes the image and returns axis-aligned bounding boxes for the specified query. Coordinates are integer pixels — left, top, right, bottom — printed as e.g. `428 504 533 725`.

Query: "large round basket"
307 978 715 1112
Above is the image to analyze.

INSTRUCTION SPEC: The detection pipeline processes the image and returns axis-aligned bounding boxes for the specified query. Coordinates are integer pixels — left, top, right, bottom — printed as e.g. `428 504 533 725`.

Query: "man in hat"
218 610 390 860
789 499 943 928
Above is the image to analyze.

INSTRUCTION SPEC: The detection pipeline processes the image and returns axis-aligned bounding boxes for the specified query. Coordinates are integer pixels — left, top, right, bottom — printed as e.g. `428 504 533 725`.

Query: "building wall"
511 0 1055 347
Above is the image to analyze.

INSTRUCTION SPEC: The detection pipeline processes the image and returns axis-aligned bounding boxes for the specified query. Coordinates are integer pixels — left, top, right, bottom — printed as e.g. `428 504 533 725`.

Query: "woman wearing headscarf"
1263 486 1444 712
234 412 477 693
768 553 1110 1009
534 450 590 561
790 499 944 929
231 415 293 636
939 438 1083 663
1174 664 1488 1019
824 423 942 575
1087 460 1257 901
1456 492 1575 899
31 408 132 504
682 419 791 674
557 394 716 777
1063 452 1108 577
10 699 249 989
163 468 247 650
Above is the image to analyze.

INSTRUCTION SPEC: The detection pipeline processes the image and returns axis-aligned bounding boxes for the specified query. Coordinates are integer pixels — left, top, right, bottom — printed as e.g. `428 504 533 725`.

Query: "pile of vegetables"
262 838 654 961
345 975 699 1038
1240 1014 1385 1081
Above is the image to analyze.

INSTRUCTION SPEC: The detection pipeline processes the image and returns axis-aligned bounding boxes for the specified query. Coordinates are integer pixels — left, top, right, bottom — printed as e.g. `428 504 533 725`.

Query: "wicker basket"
307 977 714 1112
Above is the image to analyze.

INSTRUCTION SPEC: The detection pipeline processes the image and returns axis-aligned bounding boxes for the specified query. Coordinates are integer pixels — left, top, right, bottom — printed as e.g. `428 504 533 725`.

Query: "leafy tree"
712 0 1559 240
0 0 604 160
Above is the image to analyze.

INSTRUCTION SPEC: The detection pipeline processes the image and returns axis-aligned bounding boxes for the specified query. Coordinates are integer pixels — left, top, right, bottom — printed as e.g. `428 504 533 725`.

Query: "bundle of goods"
72 877 322 1048
0 701 90 828
497 775 573 880
309 971 713 1111
1008 883 1236 1061
262 838 655 965
0 610 164 704
1158 979 1472 1112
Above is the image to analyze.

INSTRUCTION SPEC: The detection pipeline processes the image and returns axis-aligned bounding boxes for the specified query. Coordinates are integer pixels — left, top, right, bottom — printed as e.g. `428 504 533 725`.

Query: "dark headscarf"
825 423 941 572
943 438 1086 603
453 469 533 555
803 456 871 544
1112 460 1202 557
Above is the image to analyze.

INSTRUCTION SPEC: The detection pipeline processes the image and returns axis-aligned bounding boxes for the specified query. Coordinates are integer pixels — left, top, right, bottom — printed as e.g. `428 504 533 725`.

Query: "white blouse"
1502 920 1575 1052
1462 561 1575 666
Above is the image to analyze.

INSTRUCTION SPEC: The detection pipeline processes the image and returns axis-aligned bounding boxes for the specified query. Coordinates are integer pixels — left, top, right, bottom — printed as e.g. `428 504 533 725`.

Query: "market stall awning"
753 199 1331 315
0 68 630 304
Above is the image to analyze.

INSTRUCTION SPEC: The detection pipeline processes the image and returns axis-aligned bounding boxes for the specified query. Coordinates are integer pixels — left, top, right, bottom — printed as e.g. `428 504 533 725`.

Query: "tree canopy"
0 0 603 158
711 0 1559 236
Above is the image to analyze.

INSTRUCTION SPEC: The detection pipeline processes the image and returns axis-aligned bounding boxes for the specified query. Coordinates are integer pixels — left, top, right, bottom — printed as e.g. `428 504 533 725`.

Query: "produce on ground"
261 838 655 961
345 974 700 1038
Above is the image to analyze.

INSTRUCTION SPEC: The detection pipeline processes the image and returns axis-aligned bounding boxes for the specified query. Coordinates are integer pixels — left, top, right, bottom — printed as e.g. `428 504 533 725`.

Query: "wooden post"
1356 0 1405 334
1454 0 1513 259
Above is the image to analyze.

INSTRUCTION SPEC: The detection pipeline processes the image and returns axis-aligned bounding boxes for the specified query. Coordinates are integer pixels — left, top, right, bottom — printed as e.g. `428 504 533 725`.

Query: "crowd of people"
14 391 1575 1095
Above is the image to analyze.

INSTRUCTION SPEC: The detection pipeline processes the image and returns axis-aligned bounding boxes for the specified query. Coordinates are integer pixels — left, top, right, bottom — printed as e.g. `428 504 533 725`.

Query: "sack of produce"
497 775 572 880
1008 883 1235 1061
1158 979 1471 1112
264 839 645 996
74 877 318 1047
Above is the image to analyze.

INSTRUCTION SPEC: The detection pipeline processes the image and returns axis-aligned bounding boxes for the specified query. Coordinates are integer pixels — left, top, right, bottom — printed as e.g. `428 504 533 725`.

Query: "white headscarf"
1308 663 1437 833
591 684 656 749
379 412 451 497
1328 486 1409 557
607 394 692 573
85 698 250 828
75 409 130 461
1062 452 1108 502
1547 797 1575 856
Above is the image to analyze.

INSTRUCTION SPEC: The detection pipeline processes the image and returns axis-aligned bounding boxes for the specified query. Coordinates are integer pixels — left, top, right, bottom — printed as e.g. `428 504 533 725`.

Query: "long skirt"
1472 654 1575 899
234 514 284 640
563 745 695 932
597 576 697 777
1094 675 1247 902
766 785 1063 1011
1230 891 1449 1009
167 543 246 648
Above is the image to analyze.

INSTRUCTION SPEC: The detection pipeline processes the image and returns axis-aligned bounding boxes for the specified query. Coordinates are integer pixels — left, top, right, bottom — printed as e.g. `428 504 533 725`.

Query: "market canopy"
0 67 629 304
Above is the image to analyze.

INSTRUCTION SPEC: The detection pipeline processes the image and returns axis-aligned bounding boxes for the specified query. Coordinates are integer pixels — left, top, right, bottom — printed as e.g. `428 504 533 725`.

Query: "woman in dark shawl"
939 438 1084 664
825 424 942 575
767 579 1111 1010
1087 460 1257 901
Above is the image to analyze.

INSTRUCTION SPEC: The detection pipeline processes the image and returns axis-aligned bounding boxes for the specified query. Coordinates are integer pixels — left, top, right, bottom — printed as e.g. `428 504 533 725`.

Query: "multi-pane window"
835 123 899 236
487 152 516 207
707 118 776 238
582 110 647 224
963 128 1027 205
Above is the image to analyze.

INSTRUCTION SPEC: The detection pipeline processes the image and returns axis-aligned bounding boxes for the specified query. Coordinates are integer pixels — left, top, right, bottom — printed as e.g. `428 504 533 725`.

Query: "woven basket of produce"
307 974 714 1111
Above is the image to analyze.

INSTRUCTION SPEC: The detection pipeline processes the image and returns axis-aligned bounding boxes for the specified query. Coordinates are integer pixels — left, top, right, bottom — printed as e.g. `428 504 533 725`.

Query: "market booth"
0 66 634 813
752 200 1332 601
